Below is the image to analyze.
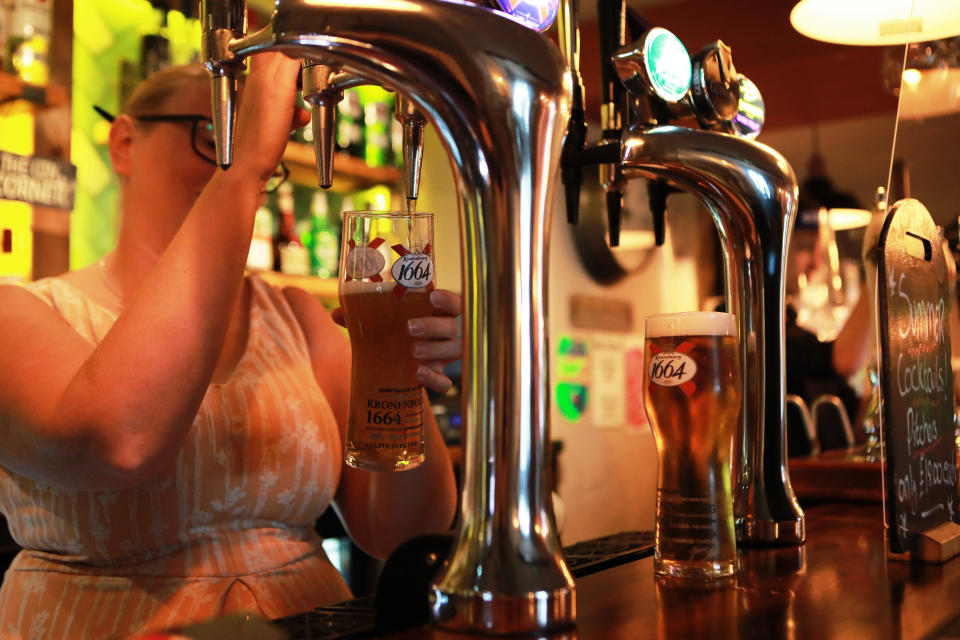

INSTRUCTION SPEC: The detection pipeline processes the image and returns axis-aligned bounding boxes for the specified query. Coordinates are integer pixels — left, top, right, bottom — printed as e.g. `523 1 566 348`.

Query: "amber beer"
643 311 741 579
339 211 435 471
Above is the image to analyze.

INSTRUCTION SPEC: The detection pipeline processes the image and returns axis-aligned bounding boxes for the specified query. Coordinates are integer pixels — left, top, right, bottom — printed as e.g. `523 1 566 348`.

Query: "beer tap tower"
559 0 805 546
201 0 574 633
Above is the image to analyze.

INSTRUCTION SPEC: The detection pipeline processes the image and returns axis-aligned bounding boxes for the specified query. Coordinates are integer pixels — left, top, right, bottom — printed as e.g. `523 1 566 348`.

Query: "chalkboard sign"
878 198 958 556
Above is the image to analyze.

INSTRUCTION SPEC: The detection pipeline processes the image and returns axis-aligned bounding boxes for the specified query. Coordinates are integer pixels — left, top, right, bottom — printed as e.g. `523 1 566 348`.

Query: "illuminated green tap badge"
643 27 692 102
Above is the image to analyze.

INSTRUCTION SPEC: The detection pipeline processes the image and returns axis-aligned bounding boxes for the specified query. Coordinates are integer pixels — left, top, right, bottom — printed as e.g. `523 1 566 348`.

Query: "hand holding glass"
643 311 742 579
339 211 435 471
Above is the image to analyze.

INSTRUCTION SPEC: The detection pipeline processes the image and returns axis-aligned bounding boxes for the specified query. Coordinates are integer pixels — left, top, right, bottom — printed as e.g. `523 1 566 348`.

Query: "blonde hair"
122 64 210 116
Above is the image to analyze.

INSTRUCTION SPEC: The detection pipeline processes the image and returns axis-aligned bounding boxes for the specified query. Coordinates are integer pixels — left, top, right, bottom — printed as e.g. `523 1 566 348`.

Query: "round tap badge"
490 0 559 32
733 75 765 139
345 243 386 280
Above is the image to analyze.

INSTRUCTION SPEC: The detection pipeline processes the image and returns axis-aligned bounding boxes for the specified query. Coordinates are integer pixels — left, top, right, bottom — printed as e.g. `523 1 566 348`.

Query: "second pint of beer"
339 211 435 471
644 311 741 579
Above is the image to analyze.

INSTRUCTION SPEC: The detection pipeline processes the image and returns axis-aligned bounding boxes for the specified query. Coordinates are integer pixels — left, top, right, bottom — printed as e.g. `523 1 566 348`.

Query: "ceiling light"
827 208 873 230
790 0 960 46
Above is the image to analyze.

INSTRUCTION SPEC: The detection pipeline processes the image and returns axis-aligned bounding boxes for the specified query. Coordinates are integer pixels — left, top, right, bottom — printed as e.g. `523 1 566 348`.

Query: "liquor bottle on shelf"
336 88 364 158
6 0 52 85
139 3 171 80
307 190 339 278
246 205 274 272
275 183 310 275
358 86 394 168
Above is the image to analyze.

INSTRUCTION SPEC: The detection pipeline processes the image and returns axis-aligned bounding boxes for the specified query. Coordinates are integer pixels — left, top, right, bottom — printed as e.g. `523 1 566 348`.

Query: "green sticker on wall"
556 382 588 422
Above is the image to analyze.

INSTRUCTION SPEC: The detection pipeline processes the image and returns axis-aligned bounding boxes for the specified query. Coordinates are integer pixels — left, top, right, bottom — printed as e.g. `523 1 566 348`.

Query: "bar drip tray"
561 530 655 576
271 531 654 638
272 594 377 639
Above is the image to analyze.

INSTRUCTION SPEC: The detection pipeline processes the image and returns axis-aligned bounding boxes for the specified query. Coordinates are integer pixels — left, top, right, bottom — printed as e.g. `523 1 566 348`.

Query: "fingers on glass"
416 365 452 393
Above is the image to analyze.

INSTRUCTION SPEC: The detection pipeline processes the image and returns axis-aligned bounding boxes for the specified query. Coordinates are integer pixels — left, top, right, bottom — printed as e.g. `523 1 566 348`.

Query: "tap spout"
301 62 368 189
225 0 574 631
394 95 427 204
200 0 247 168
621 125 804 546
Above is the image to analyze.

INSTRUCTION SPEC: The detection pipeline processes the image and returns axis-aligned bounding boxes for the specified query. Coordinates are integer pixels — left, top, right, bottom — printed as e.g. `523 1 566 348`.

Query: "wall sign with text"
878 198 958 556
0 151 76 211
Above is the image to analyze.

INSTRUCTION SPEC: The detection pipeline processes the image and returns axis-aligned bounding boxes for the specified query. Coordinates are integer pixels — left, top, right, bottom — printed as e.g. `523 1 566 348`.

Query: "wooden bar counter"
362 502 960 640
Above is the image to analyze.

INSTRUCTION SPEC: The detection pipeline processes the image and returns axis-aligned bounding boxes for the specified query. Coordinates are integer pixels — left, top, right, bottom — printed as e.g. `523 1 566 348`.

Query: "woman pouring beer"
0 52 459 638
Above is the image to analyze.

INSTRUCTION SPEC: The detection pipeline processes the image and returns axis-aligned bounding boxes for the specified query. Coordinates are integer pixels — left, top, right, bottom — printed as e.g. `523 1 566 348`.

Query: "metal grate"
270 531 654 639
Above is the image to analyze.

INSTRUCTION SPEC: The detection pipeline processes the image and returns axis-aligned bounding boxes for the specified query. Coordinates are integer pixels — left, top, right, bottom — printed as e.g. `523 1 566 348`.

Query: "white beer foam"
645 311 737 338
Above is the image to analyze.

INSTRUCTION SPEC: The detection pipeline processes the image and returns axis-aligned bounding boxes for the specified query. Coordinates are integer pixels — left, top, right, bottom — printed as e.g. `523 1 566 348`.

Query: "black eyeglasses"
94 105 288 193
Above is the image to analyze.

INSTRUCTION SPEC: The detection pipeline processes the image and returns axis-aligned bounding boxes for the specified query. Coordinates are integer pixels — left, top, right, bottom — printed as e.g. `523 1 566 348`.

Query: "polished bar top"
373 503 960 640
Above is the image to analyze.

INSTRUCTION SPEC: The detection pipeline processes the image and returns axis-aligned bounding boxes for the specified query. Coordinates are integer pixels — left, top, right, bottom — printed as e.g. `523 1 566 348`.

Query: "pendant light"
790 0 960 46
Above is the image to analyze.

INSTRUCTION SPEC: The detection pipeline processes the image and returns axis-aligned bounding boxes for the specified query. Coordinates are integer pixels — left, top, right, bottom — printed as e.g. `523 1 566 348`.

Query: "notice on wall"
877 198 958 556
591 335 627 428
0 151 76 210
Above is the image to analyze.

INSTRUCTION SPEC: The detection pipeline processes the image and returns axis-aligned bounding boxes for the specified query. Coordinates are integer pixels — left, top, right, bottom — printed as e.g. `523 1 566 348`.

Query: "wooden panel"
31 0 73 280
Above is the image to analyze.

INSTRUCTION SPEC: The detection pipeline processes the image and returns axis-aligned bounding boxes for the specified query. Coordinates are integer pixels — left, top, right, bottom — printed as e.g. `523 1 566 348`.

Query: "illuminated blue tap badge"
733 75 765 139
491 0 558 32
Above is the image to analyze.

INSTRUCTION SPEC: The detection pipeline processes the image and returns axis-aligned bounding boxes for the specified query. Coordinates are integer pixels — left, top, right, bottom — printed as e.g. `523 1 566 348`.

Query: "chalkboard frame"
877 198 958 556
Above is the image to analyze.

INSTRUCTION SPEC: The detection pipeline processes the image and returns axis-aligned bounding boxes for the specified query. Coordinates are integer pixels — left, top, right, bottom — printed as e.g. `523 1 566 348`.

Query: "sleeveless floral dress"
0 275 351 639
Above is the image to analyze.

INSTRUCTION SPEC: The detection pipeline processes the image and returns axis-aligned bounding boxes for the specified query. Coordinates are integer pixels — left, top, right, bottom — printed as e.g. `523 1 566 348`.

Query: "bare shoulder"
0 283 93 421
0 282 56 322
0 283 92 356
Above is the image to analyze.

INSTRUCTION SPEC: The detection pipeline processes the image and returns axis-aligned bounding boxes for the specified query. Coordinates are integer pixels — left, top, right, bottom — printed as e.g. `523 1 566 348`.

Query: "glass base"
654 557 737 580
344 450 425 472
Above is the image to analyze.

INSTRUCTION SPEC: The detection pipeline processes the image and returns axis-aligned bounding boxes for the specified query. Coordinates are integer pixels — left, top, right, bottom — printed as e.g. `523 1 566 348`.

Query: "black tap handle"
597 0 626 134
561 104 587 225
606 189 623 247
649 178 669 246
625 7 653 40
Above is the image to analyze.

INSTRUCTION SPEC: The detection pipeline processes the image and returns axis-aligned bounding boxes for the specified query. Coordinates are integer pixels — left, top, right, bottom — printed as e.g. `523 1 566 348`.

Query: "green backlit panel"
70 0 200 268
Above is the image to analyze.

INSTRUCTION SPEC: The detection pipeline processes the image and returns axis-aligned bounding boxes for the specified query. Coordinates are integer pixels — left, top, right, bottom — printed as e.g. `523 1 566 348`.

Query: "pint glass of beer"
339 211 435 471
643 311 741 579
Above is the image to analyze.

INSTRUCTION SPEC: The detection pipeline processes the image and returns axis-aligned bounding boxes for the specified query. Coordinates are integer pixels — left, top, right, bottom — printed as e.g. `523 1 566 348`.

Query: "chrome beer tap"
560 2 804 546
394 94 427 209
200 0 246 168
202 0 573 633
299 62 366 189
300 63 425 202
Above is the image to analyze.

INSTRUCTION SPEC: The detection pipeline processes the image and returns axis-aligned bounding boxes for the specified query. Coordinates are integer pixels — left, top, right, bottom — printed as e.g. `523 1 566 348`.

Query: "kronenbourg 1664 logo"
648 341 698 396
391 243 434 290
344 237 387 281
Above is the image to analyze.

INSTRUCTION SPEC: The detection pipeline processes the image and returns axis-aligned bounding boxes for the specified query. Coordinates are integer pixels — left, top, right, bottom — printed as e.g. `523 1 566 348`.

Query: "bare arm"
0 53 305 490
832 285 873 378
284 286 458 559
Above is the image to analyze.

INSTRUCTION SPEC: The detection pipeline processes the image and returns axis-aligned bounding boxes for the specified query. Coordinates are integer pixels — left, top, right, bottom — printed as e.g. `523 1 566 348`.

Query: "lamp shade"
790 0 960 45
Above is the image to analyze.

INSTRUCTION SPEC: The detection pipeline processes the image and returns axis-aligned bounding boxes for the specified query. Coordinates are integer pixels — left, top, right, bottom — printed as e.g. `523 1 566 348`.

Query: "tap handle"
613 27 691 126
302 62 343 189
606 189 622 247
648 178 671 247
689 40 739 129
201 0 247 168
728 75 765 139
597 0 626 136
395 95 427 204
